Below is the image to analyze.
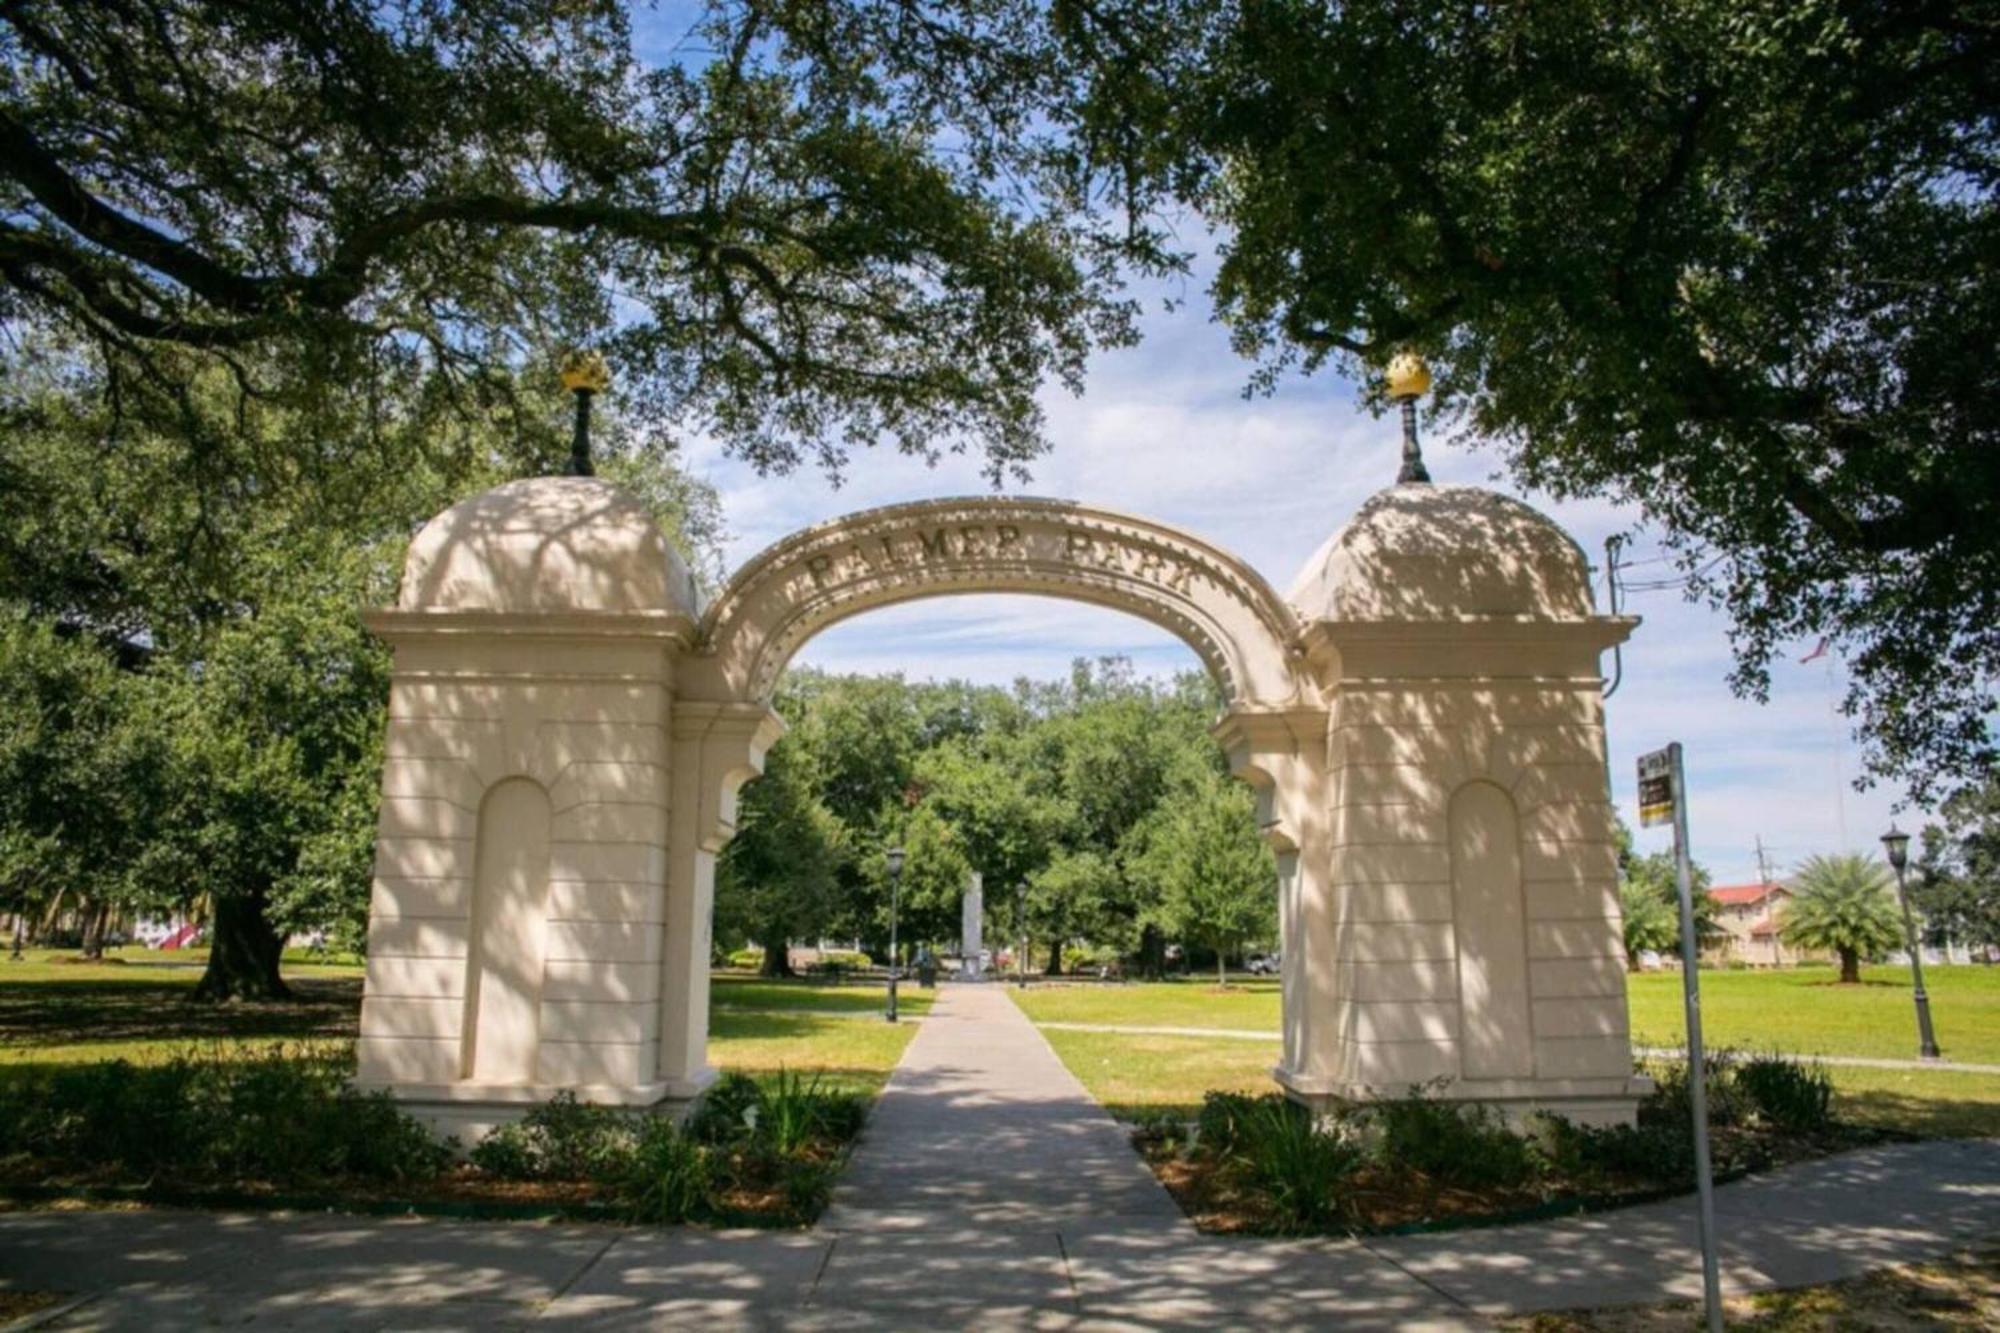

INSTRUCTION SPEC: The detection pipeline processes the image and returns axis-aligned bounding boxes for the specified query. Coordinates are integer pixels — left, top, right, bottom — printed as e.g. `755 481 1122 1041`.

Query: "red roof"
1710 881 1782 906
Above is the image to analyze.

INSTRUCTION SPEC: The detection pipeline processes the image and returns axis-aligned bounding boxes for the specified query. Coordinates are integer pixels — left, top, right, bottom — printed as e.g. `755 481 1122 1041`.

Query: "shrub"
1195 1090 1269 1154
1533 1114 1695 1189
758 1069 827 1156
723 947 766 970
0 1047 448 1187
622 1119 714 1223
1735 1056 1834 1134
1372 1091 1537 1190
468 1092 637 1181
1231 1097 1359 1229
685 1072 763 1145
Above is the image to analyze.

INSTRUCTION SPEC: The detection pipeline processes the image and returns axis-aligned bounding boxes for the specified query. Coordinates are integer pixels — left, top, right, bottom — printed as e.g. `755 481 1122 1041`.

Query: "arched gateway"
356 478 1648 1140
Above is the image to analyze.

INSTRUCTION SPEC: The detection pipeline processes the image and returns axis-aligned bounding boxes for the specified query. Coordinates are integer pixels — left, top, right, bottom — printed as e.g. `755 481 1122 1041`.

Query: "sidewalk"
1 984 1994 1329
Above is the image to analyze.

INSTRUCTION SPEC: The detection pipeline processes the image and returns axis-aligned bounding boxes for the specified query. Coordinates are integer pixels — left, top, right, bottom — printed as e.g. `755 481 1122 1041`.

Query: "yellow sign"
1637 748 1675 828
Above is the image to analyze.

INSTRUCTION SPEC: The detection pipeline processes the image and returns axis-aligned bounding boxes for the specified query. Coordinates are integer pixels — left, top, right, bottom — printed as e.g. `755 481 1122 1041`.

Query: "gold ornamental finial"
1385 350 1432 402
558 347 611 396
1384 351 1432 484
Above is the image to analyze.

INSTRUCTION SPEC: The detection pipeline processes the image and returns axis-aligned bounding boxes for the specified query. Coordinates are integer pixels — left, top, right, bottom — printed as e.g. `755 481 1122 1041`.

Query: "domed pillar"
1286 485 1648 1126
352 478 702 1142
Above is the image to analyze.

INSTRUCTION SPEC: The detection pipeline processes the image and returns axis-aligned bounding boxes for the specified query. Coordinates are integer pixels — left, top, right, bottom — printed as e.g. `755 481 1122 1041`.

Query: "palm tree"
1779 854 1905 983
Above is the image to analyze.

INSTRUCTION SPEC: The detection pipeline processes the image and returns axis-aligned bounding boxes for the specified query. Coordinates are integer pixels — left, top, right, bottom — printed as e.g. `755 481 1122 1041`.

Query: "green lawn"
1012 970 2000 1139
1626 965 2000 1065
1008 977 1281 1030
0 951 922 1094
1040 1028 1276 1120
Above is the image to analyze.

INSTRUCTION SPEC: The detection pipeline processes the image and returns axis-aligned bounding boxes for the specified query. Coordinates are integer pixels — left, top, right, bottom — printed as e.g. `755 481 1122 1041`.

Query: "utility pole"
1754 836 1775 889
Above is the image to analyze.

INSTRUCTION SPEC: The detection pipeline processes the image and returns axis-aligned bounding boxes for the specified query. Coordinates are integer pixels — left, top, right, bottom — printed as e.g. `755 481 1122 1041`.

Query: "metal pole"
886 863 901 1024
1889 860 1942 1059
1668 742 1724 1333
1395 397 1431 484
566 388 595 477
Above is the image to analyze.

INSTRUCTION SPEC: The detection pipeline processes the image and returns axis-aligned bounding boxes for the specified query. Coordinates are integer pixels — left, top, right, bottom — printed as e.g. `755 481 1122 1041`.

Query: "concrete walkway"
2 984 1996 1329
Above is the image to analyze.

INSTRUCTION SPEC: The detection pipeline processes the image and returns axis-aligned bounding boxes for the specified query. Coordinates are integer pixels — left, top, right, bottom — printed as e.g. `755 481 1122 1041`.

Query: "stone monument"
961 871 984 979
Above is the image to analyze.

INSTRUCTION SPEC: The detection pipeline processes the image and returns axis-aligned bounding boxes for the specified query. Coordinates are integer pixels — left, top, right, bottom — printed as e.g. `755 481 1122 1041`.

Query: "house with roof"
1706 879 1814 966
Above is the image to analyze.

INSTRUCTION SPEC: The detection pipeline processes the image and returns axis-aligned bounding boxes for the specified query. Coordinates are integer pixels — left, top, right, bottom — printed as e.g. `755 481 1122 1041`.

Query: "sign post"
1639 742 1723 1333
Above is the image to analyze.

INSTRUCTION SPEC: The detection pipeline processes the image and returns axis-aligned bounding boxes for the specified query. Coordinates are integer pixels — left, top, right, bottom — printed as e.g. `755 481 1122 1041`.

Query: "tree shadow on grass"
1836 1087 2000 1139
0 975 361 1050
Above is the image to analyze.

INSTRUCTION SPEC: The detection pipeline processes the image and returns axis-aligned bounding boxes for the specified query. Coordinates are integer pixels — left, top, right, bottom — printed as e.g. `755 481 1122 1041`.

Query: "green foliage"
0 1047 449 1187
622 1120 716 1226
1916 776 2000 953
1620 839 1721 954
1120 0 1999 808
724 948 768 970
1619 878 1681 965
1371 1090 1538 1190
1780 854 1906 982
1230 1096 1359 1230
723 660 1262 976
1130 769 1276 983
1735 1055 1835 1135
1195 1089 1265 1152
465 1092 638 1183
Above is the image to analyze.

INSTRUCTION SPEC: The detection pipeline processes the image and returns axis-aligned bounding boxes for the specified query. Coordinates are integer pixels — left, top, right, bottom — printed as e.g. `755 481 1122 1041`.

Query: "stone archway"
353 477 1648 1142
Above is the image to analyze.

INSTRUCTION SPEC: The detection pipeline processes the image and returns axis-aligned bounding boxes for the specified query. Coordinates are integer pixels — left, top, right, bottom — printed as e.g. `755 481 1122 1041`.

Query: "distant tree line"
715 659 1277 981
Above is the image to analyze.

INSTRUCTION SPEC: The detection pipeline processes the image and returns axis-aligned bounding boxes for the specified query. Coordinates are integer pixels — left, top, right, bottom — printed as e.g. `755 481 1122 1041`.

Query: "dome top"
1289 484 1594 622
398 476 699 616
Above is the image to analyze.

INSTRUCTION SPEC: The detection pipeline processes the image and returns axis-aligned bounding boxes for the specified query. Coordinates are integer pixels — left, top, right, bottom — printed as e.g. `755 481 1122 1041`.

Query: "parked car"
1245 952 1280 976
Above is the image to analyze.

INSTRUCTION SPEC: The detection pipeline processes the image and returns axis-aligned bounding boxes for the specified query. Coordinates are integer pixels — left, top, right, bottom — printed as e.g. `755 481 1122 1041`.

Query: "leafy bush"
1734 1056 1834 1134
466 1092 637 1181
1231 1097 1359 1229
622 1120 714 1224
723 947 766 970
1372 1091 1537 1190
1533 1114 1695 1189
0 1047 448 1187
1195 1090 1268 1153
685 1071 763 1145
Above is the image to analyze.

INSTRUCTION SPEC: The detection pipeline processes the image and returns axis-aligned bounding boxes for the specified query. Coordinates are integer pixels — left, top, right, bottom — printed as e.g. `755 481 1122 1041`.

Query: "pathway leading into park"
1 984 1996 1329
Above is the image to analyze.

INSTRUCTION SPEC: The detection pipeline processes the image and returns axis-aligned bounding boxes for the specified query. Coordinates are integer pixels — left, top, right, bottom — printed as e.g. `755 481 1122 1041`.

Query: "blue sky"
675 278 1908 887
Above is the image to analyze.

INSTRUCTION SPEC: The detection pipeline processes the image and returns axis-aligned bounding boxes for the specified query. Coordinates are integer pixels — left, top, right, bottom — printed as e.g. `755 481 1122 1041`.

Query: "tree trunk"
1217 944 1227 989
192 888 289 1002
760 941 795 978
78 900 109 960
1044 936 1064 977
1139 924 1165 980
1838 947 1861 984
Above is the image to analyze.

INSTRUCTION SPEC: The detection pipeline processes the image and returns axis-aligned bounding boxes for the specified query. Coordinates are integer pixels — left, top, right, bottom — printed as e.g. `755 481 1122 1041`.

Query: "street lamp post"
884 846 905 1024
1880 825 1942 1060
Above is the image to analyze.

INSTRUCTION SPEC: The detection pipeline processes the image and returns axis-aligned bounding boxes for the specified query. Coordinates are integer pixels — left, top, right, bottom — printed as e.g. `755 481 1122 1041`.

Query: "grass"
1007 976 1281 1030
711 973 935 1017
0 950 921 1097
1014 975 2000 1139
1039 1028 1277 1120
1626 964 2000 1065
1507 1239 2000 1331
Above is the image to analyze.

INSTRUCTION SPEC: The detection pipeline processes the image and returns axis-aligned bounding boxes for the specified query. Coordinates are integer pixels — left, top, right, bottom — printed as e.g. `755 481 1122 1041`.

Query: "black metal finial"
566 388 596 477
1397 398 1431 484
557 349 610 478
